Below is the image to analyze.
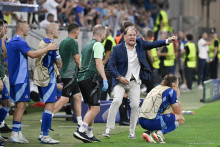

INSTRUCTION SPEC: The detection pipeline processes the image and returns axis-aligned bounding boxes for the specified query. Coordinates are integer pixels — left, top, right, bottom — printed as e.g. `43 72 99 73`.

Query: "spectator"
208 28 219 79
42 0 65 22
197 32 212 89
182 34 196 91
75 0 86 27
40 13 54 28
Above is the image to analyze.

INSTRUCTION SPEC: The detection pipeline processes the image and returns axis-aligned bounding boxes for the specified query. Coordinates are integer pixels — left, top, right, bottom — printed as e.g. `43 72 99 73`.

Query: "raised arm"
26 43 58 58
143 36 177 50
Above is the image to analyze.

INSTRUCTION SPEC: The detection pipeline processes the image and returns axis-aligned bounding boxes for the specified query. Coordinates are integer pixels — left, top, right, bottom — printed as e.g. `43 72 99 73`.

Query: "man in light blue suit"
103 26 177 138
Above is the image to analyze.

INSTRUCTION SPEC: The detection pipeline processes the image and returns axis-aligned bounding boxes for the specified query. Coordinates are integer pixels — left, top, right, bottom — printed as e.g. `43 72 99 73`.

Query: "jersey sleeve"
52 50 61 61
161 46 168 53
168 89 178 104
184 45 189 55
93 42 104 59
21 40 32 54
214 40 219 48
104 40 112 52
70 40 79 56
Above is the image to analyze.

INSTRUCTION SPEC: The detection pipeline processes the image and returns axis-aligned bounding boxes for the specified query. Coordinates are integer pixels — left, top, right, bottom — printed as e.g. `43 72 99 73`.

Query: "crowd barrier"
202 79 220 102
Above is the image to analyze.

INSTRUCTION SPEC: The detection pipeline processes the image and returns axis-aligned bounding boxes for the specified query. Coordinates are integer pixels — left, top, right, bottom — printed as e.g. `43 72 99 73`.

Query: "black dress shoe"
119 121 130 126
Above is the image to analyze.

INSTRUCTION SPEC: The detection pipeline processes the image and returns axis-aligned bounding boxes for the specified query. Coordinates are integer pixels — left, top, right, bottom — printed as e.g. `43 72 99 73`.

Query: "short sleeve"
52 50 61 61
161 46 168 53
93 42 104 59
168 89 178 104
214 40 219 48
50 0 59 8
70 40 79 56
20 40 32 54
104 40 112 52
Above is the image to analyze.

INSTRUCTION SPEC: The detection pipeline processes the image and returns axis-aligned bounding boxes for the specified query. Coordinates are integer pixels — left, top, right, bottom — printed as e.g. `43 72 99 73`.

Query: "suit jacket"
108 37 167 88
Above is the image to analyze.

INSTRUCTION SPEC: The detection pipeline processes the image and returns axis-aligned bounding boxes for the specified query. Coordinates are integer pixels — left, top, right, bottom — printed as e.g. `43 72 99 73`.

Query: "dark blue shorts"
10 83 30 102
38 83 57 103
0 84 10 100
139 113 175 131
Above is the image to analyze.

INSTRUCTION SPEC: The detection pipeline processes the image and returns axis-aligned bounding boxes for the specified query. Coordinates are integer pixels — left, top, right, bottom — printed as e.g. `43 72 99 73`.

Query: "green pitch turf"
2 87 220 147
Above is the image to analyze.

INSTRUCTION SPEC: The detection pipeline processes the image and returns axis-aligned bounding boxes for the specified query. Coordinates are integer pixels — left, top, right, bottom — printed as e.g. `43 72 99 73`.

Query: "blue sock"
161 122 175 134
42 110 52 136
0 106 10 125
12 121 21 132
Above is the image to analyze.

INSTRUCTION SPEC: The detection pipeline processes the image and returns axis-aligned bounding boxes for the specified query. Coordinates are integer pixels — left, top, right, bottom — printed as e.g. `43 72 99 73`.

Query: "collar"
125 42 137 50
43 38 52 43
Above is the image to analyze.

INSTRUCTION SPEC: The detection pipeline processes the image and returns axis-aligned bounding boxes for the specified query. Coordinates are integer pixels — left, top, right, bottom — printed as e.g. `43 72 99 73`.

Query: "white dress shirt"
125 43 141 84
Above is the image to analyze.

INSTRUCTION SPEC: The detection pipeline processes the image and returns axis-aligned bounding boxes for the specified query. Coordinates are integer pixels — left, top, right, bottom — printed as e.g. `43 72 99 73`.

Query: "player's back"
7 35 30 85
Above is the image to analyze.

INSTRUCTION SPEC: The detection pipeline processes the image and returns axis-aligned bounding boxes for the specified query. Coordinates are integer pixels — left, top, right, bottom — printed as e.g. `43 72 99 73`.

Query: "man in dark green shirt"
53 23 83 127
74 24 108 143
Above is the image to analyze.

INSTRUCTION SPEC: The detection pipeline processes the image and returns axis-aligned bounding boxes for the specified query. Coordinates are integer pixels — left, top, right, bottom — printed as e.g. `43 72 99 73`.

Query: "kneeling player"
139 75 184 143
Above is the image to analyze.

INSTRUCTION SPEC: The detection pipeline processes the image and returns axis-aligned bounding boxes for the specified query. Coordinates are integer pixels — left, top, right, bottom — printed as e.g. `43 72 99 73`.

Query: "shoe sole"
73 132 91 143
10 140 28 144
142 133 155 143
0 130 12 133
41 141 60 144
102 134 110 138
152 133 165 143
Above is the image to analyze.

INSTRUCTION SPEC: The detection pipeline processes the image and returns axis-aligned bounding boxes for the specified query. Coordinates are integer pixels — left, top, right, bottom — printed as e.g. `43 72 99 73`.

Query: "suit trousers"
106 80 140 133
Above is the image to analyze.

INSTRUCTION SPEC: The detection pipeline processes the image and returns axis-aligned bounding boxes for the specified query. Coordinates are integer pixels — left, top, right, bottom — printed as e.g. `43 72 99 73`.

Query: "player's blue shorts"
10 83 30 102
139 113 175 131
38 83 57 103
1 84 10 100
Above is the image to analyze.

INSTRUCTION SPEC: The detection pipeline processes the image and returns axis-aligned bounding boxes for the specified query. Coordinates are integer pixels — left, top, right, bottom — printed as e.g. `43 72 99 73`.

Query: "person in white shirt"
40 13 54 28
197 32 213 89
42 0 65 22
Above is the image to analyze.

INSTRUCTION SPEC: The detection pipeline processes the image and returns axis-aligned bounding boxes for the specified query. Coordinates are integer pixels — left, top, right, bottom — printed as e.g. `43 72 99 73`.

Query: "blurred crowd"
0 0 169 33
0 0 219 93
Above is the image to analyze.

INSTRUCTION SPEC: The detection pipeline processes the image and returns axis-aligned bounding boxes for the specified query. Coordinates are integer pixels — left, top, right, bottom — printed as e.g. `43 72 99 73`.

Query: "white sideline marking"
7 125 30 127
188 142 219 145
58 126 77 128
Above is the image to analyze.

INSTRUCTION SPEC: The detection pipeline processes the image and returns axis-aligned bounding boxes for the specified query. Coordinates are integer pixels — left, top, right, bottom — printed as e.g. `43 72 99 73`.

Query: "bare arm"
57 83 63 90
204 40 214 46
172 88 182 114
95 58 107 80
103 50 111 66
74 54 81 70
1 35 7 59
146 50 153 65
26 43 58 58
78 13 84 27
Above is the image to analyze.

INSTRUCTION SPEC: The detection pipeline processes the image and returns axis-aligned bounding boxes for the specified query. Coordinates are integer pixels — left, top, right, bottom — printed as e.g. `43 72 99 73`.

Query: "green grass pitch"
2 87 220 147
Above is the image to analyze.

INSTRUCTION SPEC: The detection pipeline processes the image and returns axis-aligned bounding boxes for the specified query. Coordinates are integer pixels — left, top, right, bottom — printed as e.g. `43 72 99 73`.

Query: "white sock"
175 121 180 128
52 113 55 118
106 127 111 133
87 126 93 138
11 131 18 138
0 121 5 128
79 122 88 133
76 116 82 126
